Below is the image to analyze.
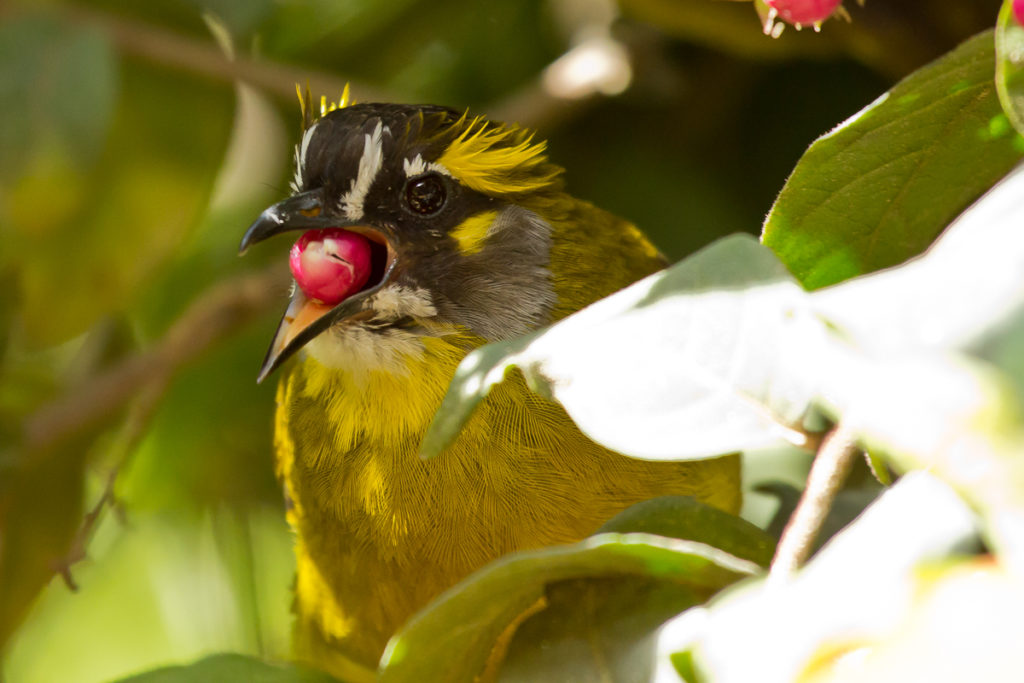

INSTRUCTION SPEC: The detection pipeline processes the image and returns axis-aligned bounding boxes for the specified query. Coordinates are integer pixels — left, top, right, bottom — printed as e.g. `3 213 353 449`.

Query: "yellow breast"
277 349 739 676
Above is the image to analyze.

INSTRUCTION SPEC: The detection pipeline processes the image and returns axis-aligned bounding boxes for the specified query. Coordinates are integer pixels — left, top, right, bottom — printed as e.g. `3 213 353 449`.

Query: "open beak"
240 190 397 382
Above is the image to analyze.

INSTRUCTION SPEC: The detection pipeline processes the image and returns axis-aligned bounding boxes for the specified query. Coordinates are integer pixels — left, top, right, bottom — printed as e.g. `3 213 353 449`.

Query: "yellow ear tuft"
451 210 498 255
296 82 354 131
438 116 560 196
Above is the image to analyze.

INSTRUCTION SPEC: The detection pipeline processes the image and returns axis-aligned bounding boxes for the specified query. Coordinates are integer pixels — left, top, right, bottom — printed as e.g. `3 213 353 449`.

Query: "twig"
770 421 860 579
794 427 825 455
24 263 288 458
55 381 166 591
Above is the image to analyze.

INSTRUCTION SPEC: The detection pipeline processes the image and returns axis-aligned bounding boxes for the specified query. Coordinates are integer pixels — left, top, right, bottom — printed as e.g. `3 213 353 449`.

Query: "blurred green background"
0 0 1001 680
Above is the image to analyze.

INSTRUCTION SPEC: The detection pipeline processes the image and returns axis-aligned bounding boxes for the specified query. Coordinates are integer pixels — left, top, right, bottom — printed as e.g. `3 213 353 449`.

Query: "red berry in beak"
289 229 373 305
766 0 842 26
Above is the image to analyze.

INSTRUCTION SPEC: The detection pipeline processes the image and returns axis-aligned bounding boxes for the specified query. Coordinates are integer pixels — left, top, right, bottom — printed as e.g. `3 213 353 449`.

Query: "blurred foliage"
0 0 1011 681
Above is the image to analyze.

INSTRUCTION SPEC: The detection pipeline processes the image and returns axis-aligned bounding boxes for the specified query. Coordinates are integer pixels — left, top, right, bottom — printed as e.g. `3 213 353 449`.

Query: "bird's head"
240 90 568 382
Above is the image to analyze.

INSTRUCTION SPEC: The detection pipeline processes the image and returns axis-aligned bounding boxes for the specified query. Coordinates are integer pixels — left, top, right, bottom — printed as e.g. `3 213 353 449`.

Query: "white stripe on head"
340 121 386 221
403 154 451 178
291 122 319 192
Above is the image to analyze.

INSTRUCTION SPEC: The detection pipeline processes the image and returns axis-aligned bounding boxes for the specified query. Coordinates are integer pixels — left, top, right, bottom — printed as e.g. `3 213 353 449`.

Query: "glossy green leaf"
597 496 777 567
114 653 336 683
422 235 824 461
864 449 893 486
763 31 1024 290
997 0 1024 135
379 534 758 683
496 575 701 683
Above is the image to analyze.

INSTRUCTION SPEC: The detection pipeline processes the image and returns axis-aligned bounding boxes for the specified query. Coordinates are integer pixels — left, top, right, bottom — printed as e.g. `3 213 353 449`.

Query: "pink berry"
766 0 842 25
1015 0 1024 26
289 229 373 305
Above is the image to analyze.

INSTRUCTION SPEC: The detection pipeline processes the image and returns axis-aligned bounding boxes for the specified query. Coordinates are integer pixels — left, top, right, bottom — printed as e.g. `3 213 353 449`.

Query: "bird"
239 88 741 681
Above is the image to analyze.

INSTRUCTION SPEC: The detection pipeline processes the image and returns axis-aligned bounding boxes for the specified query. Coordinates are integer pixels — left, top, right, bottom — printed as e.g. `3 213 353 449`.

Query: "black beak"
239 190 337 254
239 190 398 383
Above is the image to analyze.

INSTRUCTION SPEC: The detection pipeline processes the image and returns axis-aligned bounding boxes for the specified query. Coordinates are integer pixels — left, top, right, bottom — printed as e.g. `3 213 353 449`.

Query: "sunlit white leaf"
423 235 825 460
658 472 979 683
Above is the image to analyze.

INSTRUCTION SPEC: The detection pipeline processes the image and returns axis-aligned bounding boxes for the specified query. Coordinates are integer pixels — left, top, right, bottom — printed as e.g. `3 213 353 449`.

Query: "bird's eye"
404 174 447 215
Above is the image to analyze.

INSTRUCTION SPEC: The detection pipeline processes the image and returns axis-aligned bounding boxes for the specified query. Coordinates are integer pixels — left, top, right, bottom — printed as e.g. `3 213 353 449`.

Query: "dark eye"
404 174 447 215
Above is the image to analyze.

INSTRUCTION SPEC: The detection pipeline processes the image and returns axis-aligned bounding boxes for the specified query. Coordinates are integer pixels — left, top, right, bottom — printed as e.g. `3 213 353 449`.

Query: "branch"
770 421 860 579
52 3 607 132
56 4 397 106
55 381 164 591
24 263 289 458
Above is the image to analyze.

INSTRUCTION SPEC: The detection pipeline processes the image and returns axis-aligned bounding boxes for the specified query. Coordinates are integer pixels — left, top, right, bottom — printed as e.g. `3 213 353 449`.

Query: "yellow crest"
296 82 354 131
438 115 561 195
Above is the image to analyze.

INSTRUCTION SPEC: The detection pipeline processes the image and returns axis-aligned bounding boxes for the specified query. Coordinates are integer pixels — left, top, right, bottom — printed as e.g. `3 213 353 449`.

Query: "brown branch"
54 3 398 106
50 3 602 132
770 421 860 579
24 263 289 458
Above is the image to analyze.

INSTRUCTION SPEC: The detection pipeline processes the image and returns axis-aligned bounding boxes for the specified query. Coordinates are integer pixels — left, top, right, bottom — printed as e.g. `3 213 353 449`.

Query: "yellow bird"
240 90 740 680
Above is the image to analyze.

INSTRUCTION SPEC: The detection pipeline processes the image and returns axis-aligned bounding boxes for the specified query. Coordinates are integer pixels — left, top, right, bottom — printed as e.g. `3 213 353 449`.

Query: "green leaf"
422 234 823 461
864 449 893 486
113 653 336 683
597 496 777 567
997 0 1024 135
496 576 701 683
379 534 759 683
762 30 1024 290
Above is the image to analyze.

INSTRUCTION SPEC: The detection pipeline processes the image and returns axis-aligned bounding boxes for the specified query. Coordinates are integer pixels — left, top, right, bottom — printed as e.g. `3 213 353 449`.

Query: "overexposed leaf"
661 473 979 683
814 342 1024 570
423 235 824 461
804 559 1024 683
